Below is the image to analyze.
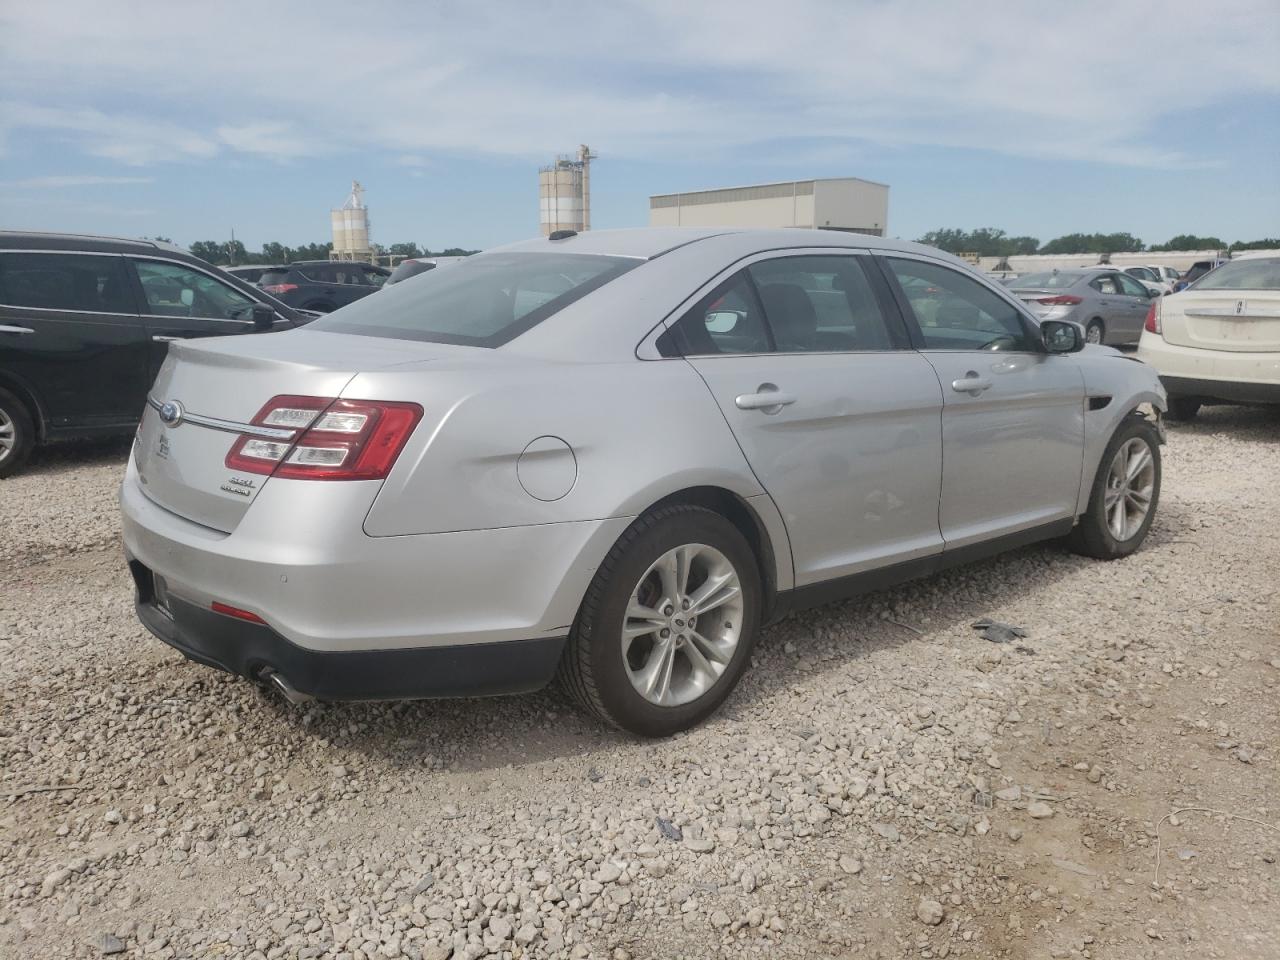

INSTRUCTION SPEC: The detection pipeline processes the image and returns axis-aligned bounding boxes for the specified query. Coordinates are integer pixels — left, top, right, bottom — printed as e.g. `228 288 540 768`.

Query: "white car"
1137 254 1280 420
1123 266 1173 296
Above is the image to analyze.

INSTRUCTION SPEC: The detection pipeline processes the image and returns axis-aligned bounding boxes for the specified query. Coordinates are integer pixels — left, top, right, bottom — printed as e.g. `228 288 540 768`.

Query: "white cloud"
1 174 153 188
0 0 1276 170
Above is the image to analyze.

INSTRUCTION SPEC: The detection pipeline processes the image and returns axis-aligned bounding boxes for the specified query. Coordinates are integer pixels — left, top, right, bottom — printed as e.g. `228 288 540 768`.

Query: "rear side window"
748 255 897 351
1090 275 1120 295
311 252 639 347
662 271 772 356
0 252 134 313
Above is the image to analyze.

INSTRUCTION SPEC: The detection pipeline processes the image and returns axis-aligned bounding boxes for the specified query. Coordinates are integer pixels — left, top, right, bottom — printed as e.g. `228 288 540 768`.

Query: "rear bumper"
1137 333 1280 404
130 560 564 699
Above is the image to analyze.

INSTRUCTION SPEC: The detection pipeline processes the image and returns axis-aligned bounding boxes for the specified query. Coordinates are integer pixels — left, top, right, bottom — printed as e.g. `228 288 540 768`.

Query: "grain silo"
331 180 372 261
539 145 594 236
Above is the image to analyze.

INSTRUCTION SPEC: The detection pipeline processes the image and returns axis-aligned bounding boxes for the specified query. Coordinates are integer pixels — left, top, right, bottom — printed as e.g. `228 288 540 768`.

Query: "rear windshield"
1012 272 1081 289
1193 258 1280 291
310 252 639 347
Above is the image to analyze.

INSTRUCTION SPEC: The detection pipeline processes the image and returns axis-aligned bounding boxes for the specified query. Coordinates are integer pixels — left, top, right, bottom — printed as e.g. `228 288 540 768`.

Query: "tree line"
915 228 1278 258
171 240 478 266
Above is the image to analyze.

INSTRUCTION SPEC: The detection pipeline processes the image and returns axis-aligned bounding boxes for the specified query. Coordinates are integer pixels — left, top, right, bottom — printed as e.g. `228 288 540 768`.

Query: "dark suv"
259 261 390 313
0 232 312 477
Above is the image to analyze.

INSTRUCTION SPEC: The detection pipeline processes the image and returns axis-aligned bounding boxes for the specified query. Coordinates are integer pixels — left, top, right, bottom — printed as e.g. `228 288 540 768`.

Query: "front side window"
311 252 638 347
886 257 1035 351
662 271 771 356
0 252 134 313
363 266 389 288
747 255 897 351
1193 258 1280 291
1125 267 1156 282
132 260 257 320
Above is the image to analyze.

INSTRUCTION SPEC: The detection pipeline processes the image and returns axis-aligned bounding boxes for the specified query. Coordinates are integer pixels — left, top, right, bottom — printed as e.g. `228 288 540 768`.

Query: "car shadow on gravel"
20 435 132 475
1166 404 1280 442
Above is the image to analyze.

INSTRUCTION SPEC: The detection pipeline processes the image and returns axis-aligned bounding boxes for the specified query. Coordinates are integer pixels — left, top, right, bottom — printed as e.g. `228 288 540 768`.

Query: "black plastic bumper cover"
129 562 566 701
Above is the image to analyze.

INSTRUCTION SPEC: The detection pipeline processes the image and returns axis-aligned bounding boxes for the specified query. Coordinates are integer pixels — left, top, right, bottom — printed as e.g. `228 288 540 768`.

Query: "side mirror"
1041 319 1085 353
250 303 276 331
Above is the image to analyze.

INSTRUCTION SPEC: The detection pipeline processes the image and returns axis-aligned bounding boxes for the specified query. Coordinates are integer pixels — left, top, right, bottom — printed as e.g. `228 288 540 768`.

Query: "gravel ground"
1 407 1277 960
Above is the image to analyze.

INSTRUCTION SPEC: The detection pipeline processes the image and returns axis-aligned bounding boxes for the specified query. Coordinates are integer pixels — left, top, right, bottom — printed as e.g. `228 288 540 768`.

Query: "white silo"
539 145 595 236
331 181 372 261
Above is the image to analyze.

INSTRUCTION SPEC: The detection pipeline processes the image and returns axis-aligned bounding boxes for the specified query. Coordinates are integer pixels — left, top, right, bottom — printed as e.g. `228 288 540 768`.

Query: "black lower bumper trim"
1160 375 1280 405
130 563 565 701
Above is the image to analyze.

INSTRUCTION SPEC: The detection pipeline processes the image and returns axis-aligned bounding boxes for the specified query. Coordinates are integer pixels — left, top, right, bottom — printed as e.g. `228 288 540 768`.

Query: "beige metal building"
649 177 889 235
539 145 594 236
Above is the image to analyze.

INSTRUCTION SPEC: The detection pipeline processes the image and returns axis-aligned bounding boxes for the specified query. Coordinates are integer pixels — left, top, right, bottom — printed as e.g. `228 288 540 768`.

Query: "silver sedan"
122 229 1167 736
1011 267 1158 345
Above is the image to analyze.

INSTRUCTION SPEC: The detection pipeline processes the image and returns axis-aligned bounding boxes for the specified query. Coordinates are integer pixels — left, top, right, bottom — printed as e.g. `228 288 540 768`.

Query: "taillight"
1035 294 1083 306
261 283 298 295
225 395 423 481
1144 301 1161 335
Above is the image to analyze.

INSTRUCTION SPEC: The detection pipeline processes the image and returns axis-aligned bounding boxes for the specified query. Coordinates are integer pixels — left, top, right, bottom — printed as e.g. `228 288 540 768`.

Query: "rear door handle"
0 325 35 335
735 385 797 413
951 374 992 395
152 335 186 343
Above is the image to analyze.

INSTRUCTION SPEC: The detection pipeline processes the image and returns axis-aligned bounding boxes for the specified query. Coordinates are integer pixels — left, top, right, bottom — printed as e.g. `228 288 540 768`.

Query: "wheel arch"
637 485 792 622
0 370 46 441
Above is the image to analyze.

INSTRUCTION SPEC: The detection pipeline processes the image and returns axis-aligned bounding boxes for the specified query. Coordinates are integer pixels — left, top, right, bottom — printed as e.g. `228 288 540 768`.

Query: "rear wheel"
559 504 762 737
1085 319 1105 345
1166 397 1201 422
1067 417 1161 559
0 387 35 479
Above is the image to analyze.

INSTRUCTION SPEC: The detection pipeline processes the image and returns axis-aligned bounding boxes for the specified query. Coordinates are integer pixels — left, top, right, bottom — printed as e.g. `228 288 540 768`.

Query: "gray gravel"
2 407 1277 959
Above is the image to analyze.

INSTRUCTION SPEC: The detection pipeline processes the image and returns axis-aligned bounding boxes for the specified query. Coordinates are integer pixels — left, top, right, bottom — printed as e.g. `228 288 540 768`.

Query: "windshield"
311 252 639 346
1012 272 1082 290
1193 258 1280 291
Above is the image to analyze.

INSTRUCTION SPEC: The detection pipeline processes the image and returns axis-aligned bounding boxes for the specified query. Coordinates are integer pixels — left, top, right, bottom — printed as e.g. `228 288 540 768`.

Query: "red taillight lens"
225 395 423 481
211 601 267 624
1035 294 1083 306
1144 302 1161 335
261 283 298 294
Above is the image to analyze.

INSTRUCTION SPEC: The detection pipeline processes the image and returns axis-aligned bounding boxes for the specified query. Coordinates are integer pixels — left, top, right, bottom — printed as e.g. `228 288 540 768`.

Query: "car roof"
0 230 188 256
491 227 947 263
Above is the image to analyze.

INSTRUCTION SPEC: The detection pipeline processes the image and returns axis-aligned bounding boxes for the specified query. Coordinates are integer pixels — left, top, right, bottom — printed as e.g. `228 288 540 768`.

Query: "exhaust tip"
261 669 313 706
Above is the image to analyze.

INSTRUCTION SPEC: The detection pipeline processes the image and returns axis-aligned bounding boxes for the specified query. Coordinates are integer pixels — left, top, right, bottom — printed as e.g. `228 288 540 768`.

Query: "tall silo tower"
331 181 372 261
539 145 595 236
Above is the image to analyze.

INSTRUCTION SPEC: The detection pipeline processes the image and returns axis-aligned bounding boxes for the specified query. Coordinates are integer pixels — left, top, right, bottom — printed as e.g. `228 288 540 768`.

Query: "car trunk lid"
133 331 444 532
1159 292 1280 353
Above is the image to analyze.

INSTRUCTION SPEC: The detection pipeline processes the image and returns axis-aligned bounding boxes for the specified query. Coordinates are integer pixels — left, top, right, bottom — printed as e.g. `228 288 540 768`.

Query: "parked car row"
1010 267 1159 345
0 232 314 476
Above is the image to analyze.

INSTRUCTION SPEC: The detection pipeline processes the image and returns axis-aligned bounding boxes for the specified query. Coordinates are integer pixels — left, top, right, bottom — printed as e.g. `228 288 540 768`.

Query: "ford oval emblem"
159 400 184 427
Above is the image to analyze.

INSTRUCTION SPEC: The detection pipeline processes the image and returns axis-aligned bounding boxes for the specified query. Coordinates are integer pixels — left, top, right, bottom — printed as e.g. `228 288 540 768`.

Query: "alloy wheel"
0 408 14 461
1086 323 1103 344
1104 437 1155 541
621 543 744 707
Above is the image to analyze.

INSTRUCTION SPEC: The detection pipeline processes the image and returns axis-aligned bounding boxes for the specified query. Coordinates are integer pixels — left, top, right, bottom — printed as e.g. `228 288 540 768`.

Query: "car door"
1113 272 1153 342
879 255 1084 551
0 250 148 430
128 257 288 384
669 251 945 588
1087 273 1128 338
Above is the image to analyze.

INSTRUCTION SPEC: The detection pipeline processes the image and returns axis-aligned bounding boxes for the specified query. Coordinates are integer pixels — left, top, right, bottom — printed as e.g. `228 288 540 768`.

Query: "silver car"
122 229 1167 736
1011 268 1158 345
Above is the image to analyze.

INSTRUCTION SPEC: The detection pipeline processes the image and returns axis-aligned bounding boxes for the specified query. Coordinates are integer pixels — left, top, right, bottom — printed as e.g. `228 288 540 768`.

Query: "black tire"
1067 416 1161 560
1085 319 1105 345
559 504 762 737
0 387 36 479
1166 397 1201 422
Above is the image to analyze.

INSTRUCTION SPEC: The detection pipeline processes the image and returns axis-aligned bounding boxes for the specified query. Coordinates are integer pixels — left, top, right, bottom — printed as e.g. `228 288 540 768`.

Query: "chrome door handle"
951 374 992 395
0 325 35 335
735 385 797 412
152 335 185 343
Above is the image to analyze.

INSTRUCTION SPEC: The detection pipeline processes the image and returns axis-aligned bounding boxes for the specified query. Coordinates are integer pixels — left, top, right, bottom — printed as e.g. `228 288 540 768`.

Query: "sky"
1 1 1278 253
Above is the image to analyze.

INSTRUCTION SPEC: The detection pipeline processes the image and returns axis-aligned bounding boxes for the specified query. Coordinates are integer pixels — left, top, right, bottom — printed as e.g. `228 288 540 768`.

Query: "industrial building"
539 145 595 236
649 177 889 236
331 180 372 261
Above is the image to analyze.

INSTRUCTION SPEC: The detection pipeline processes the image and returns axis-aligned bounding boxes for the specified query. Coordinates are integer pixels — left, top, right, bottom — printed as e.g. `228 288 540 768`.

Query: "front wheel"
559 504 762 737
1067 417 1161 559
0 387 35 479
